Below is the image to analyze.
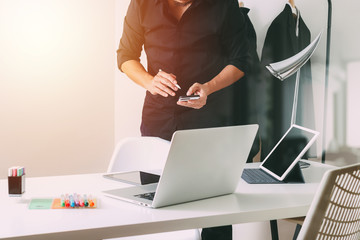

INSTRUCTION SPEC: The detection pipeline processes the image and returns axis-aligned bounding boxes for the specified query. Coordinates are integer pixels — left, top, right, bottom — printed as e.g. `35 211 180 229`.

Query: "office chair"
107 136 170 173
296 163 360 240
105 136 201 240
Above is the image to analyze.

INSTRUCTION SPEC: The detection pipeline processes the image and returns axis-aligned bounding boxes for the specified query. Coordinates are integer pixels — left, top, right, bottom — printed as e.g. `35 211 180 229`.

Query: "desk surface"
0 161 335 240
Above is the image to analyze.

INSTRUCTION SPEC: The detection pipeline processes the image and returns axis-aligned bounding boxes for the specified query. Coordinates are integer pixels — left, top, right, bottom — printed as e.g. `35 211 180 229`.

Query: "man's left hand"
177 83 209 109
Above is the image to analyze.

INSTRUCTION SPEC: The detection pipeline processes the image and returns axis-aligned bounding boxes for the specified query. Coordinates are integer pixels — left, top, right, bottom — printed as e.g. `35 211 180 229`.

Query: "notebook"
242 124 319 184
103 124 258 208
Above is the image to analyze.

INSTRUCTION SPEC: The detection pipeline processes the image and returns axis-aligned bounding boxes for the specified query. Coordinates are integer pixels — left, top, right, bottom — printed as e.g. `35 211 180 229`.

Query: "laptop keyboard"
134 192 155 201
241 168 281 184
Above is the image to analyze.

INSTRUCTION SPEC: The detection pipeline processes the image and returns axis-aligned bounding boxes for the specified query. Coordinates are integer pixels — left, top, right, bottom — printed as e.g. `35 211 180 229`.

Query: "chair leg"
270 220 279 240
292 224 302 240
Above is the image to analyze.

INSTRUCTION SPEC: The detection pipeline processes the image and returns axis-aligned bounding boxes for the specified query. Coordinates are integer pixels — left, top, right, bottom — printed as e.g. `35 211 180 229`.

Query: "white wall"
114 0 144 144
0 0 115 178
346 61 360 147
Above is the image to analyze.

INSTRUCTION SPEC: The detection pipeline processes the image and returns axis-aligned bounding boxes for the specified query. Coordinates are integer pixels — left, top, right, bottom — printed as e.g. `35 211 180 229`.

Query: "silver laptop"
103 124 258 208
242 124 319 184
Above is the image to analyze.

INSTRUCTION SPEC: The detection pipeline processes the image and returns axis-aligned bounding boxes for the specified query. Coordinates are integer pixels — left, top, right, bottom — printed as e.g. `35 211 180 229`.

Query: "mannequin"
260 1 315 159
289 0 295 8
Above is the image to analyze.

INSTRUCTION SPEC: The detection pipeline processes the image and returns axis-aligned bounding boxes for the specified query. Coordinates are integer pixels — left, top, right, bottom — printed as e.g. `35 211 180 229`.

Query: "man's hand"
177 82 209 109
147 70 180 97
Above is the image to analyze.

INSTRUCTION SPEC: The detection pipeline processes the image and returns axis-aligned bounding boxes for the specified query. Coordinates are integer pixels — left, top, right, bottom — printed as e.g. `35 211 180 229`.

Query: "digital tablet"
260 124 319 181
103 171 160 186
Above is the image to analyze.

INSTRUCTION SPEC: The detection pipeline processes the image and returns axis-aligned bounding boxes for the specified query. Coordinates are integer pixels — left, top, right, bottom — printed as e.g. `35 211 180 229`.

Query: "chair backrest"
297 163 360 240
107 136 171 173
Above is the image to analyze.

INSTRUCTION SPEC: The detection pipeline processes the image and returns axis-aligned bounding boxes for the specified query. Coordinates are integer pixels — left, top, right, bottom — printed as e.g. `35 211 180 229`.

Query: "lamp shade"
266 31 322 81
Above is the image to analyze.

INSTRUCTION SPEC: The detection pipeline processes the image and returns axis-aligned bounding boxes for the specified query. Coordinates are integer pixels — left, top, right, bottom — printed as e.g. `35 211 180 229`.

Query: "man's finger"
158 71 180 90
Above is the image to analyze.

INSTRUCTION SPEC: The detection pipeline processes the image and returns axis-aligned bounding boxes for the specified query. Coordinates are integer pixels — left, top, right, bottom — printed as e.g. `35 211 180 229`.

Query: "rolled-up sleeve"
117 0 144 71
221 0 249 75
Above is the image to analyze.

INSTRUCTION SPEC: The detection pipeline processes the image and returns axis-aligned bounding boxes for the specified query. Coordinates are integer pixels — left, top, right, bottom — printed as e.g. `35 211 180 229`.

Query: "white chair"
296 163 360 240
107 136 171 173
105 136 201 240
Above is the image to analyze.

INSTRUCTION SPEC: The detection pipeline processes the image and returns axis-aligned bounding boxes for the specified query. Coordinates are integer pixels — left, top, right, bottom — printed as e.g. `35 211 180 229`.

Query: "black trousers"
201 225 232 240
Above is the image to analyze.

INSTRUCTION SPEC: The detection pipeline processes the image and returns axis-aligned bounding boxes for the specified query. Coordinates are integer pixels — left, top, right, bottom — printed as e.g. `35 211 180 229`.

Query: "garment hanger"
239 1 244 7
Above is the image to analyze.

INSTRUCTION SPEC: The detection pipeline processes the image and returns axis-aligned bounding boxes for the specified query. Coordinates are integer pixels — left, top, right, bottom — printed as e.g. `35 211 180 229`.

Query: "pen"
159 69 181 90
19 167 25 176
88 195 95 207
17 167 24 176
61 194 65 207
79 195 84 207
65 194 70 208
84 194 89 207
74 193 80 207
70 195 75 208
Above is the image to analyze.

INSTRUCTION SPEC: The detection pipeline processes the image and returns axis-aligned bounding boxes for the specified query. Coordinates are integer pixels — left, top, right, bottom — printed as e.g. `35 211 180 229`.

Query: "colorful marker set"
8 166 26 196
59 194 96 208
8 166 25 177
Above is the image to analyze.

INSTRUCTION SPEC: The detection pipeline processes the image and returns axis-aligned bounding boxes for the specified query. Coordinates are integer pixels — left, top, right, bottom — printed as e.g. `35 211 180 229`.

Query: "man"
117 0 249 239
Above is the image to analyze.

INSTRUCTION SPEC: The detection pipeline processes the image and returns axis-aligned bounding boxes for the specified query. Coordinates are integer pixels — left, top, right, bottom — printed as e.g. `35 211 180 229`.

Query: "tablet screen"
261 125 318 180
103 171 160 185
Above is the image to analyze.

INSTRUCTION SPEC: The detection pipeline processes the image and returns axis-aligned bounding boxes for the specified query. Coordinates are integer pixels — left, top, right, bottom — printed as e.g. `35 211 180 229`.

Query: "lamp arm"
291 71 301 126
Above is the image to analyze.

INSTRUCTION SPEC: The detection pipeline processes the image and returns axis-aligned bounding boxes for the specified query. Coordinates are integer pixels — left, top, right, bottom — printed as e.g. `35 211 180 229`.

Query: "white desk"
0 161 335 240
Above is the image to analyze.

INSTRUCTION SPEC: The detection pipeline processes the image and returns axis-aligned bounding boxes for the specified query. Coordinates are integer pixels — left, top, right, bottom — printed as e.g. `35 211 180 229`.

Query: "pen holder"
8 175 25 196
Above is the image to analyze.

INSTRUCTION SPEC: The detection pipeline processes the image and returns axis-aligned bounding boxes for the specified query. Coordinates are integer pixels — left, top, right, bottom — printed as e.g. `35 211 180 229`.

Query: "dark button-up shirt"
117 0 249 140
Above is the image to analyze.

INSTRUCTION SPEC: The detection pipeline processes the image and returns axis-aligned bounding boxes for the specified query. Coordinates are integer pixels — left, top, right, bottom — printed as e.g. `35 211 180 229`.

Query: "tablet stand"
283 162 305 183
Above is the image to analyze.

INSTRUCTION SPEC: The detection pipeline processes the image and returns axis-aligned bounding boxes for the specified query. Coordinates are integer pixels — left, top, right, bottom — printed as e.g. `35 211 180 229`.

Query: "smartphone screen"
103 171 160 185
178 95 200 101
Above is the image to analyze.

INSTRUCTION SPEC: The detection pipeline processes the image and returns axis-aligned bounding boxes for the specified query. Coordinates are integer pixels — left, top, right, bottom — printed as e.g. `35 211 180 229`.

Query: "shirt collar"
286 2 298 16
285 3 300 37
240 7 250 15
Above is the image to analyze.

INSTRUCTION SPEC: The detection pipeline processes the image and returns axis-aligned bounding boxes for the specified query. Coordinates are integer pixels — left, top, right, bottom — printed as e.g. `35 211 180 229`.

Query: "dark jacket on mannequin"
260 4 315 159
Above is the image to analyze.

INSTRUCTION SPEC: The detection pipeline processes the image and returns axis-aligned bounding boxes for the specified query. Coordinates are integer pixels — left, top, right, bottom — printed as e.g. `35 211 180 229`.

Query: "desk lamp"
266 32 322 126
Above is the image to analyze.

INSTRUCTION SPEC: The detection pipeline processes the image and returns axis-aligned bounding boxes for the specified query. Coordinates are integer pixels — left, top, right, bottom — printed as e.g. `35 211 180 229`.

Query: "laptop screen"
260 124 319 181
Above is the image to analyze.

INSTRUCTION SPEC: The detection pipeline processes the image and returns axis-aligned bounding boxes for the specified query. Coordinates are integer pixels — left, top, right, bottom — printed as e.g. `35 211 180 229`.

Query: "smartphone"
103 171 160 185
178 95 200 101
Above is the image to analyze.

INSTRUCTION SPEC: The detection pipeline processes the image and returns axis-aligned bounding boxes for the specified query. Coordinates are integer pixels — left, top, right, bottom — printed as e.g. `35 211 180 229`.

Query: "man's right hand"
121 61 180 98
147 70 180 97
